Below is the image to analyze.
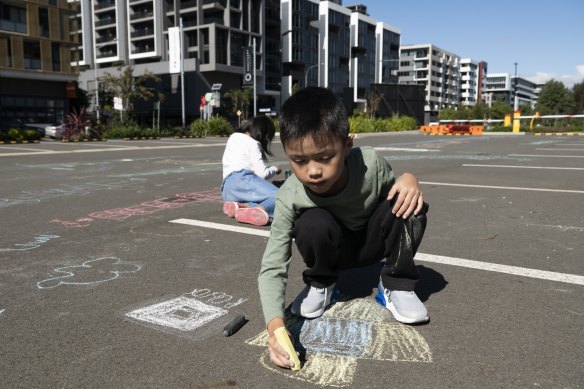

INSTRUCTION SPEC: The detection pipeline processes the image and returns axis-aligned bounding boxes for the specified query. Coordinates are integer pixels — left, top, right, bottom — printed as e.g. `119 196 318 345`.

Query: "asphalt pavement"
0 133 582 388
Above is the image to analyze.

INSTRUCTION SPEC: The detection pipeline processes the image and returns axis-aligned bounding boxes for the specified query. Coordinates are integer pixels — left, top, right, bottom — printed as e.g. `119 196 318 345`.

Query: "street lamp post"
513 62 518 110
304 63 319 87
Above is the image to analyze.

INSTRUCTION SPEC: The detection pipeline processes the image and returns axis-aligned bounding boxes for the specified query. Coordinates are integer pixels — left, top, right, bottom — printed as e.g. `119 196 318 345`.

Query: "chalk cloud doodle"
246 298 432 387
0 234 59 252
126 288 247 340
37 256 141 289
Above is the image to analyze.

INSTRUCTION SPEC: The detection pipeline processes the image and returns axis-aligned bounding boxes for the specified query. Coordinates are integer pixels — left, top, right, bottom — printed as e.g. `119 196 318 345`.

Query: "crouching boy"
258 87 429 369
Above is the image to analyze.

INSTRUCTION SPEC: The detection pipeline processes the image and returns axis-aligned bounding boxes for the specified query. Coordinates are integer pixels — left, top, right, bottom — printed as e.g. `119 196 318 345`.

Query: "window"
0 4 27 33
39 8 49 37
24 41 41 69
52 43 61 71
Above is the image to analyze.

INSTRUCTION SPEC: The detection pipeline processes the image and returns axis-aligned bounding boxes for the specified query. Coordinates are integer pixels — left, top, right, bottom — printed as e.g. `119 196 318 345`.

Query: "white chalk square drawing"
126 296 227 331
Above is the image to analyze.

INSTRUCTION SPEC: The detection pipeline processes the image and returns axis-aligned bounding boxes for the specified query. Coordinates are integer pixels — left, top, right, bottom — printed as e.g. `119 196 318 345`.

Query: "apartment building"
484 73 538 109
398 44 460 117
73 0 274 119
0 0 78 128
280 1 400 108
459 58 487 106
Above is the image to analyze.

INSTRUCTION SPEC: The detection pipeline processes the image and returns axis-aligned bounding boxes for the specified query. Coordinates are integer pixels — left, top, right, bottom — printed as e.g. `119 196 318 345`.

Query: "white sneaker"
376 280 429 324
291 284 335 319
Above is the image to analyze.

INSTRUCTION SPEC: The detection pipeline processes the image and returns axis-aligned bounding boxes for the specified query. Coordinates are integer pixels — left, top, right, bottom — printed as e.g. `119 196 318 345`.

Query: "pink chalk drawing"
51 190 222 228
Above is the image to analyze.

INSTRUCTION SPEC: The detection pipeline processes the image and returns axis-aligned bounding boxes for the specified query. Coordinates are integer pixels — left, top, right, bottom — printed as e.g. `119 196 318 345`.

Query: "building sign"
169 27 181 74
242 46 254 86
65 81 77 98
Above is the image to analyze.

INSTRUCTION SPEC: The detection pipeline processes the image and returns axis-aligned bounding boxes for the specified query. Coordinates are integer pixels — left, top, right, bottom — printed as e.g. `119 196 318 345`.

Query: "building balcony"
179 0 197 9
95 1 116 10
131 28 154 38
130 10 154 20
95 18 116 27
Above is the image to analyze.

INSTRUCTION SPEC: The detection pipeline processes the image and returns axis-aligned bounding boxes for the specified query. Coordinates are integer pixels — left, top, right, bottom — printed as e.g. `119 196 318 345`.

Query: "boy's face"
284 134 352 196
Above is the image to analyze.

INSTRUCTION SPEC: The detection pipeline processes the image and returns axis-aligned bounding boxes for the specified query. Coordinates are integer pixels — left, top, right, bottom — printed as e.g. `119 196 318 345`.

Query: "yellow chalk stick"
274 327 301 371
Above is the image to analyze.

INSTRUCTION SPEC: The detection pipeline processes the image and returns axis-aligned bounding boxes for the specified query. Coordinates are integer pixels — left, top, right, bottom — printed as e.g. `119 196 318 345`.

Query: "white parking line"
510 154 584 158
169 219 584 286
536 148 584 151
462 164 584 171
374 147 440 152
419 181 584 194
0 143 226 157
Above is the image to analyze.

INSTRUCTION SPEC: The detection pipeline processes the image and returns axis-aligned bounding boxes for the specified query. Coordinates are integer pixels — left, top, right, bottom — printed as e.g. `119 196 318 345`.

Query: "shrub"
388 115 417 131
7 128 23 142
188 119 208 137
23 129 41 141
206 116 234 137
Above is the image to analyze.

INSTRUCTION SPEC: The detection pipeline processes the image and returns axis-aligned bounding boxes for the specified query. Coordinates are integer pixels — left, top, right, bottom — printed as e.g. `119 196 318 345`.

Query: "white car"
44 124 67 139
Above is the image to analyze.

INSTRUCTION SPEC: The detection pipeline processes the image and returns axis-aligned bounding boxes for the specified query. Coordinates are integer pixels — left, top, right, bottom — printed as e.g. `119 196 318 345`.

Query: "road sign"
113 97 123 111
211 83 222 91
168 27 181 74
243 46 254 86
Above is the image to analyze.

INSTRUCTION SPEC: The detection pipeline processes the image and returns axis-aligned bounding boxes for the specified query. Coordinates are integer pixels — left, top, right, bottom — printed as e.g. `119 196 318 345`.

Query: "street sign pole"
253 38 257 117
180 18 186 132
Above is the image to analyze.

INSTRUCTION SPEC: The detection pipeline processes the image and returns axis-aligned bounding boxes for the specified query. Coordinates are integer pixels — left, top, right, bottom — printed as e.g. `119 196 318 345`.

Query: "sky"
359 0 584 87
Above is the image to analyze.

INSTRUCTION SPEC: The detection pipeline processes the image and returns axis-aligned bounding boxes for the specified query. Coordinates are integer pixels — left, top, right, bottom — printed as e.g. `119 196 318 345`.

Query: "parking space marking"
0 143 225 157
416 253 584 286
169 219 584 286
510 154 584 158
536 148 584 151
462 164 584 171
420 181 584 194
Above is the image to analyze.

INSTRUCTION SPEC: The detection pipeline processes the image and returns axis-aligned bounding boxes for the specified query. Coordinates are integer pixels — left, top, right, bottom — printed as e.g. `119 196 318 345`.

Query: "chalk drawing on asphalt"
245 298 432 387
0 309 5 316
0 178 146 209
37 257 141 289
125 288 247 340
51 190 223 228
0 234 59 252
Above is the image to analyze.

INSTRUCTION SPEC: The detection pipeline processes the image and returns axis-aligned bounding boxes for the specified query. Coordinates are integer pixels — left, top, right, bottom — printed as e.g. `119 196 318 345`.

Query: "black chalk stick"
223 314 246 337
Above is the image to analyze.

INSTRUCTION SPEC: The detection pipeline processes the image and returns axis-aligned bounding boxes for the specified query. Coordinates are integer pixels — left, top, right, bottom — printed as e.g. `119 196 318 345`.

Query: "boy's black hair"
236 116 276 160
279 87 349 149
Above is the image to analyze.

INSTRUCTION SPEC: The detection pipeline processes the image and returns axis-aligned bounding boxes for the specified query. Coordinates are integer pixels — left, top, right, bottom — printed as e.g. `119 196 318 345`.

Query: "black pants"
292 200 428 291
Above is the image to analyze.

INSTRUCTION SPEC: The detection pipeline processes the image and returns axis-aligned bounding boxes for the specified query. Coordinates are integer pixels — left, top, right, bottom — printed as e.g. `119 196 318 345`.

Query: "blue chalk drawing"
37 257 141 289
291 317 372 358
0 234 59 252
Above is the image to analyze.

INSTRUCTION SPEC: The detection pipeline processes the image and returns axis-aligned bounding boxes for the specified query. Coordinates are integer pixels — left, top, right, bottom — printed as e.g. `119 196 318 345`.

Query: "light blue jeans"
221 169 278 217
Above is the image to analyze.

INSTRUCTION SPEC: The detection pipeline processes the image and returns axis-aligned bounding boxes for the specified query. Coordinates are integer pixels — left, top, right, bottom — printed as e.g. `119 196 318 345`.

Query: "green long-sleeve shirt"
257 147 395 325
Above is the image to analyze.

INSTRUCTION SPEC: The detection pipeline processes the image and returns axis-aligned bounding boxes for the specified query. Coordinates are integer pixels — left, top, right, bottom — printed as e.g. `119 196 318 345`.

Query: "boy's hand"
267 317 296 369
387 172 424 219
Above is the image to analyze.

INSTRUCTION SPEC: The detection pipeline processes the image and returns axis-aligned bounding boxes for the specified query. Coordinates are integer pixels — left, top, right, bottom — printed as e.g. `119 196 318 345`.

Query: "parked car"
44 123 67 139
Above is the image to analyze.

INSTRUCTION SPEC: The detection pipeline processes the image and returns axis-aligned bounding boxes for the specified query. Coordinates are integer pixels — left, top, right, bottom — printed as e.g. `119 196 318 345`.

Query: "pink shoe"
235 207 270 226
223 201 241 217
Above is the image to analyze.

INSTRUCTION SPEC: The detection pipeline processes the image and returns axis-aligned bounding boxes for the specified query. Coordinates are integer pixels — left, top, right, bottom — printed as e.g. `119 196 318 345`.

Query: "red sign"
200 95 207 105
65 81 77 98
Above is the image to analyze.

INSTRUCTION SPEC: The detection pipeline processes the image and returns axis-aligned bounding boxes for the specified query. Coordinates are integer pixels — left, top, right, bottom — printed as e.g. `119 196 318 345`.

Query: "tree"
488 98 513 120
224 88 253 120
573 81 584 113
367 89 382 118
535 80 575 116
519 103 534 117
469 102 487 120
437 107 456 121
99 65 163 115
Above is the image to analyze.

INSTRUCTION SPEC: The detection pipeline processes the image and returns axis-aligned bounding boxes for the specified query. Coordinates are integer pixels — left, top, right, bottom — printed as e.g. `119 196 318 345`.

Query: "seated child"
257 87 429 369
221 116 281 226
